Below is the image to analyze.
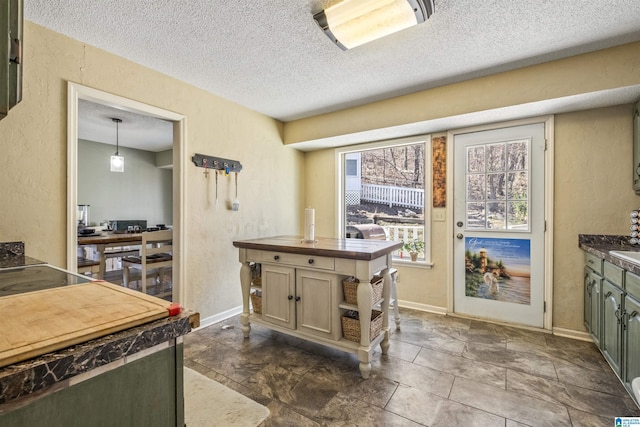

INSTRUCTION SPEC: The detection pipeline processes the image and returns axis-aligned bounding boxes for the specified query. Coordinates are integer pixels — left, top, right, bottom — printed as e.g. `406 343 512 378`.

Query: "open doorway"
67 83 186 304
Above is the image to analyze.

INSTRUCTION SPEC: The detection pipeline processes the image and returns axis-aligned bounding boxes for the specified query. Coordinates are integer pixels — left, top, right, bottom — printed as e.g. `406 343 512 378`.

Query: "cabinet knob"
295 296 301 302
288 295 293 300
274 255 280 260
308 259 314 264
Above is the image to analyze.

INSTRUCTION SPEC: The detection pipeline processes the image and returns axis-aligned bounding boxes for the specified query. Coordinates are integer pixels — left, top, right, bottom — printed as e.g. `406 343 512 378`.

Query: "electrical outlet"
433 209 446 222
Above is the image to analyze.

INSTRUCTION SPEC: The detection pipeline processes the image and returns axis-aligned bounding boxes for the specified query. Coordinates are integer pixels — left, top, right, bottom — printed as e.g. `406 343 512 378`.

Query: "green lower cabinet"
0 344 184 427
602 280 623 376
584 267 602 345
625 295 640 394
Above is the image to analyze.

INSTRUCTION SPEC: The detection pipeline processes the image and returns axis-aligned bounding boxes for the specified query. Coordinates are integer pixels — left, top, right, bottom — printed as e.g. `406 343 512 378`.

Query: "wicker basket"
341 310 383 343
342 276 383 305
250 291 262 314
250 263 262 286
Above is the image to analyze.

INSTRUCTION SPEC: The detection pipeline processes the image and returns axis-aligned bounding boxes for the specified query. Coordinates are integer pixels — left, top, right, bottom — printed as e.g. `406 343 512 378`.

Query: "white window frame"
335 135 432 266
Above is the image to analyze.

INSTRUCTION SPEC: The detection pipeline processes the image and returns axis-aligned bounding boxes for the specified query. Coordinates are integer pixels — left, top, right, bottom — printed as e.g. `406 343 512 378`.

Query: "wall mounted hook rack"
192 153 243 173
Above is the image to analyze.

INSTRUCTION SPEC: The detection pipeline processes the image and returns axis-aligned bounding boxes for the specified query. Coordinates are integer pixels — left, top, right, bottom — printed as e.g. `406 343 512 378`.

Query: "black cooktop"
0 265 93 297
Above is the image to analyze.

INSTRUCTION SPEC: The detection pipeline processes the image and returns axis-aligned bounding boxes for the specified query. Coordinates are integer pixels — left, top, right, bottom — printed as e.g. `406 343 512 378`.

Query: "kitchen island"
233 235 402 379
0 242 195 427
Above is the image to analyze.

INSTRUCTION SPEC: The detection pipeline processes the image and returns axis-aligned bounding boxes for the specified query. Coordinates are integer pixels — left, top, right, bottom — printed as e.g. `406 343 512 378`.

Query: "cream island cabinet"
233 236 403 379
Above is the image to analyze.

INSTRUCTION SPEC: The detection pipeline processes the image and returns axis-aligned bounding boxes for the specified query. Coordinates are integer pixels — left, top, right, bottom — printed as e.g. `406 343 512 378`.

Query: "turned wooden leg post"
240 260 251 338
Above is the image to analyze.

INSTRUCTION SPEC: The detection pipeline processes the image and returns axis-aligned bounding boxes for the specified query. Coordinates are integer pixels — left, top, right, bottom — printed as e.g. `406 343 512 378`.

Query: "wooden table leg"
96 244 106 280
240 261 251 338
358 348 372 379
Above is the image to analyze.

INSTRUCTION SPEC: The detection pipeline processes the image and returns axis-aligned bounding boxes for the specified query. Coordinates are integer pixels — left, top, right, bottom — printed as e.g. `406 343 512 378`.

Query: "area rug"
184 367 270 427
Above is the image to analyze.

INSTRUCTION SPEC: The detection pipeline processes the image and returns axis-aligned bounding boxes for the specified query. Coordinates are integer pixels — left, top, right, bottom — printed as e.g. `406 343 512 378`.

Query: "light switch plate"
433 208 446 222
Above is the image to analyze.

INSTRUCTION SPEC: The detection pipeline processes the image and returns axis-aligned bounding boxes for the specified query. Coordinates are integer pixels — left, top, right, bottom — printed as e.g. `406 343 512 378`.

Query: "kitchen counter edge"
578 234 640 275
0 309 195 407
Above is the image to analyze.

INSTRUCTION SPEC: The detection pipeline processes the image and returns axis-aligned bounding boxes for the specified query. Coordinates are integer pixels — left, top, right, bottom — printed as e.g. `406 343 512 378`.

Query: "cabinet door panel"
584 269 591 329
602 280 623 375
625 296 640 391
584 268 602 345
590 276 601 344
296 269 341 340
262 264 295 329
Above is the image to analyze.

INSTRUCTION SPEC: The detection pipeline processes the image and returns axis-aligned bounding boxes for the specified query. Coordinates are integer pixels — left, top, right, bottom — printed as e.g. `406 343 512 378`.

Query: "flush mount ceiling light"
110 117 124 173
313 0 434 50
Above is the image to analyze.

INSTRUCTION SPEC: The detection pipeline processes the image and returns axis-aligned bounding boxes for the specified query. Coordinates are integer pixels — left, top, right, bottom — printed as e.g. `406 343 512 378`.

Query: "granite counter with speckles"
578 234 640 275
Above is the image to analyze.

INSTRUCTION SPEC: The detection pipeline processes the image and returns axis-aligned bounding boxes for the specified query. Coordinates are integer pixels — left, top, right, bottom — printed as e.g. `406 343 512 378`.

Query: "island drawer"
604 261 624 288
584 252 603 274
626 271 640 299
260 251 334 270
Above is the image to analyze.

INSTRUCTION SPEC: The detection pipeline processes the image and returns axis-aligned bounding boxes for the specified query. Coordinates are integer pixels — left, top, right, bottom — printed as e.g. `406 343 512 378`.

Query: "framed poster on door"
464 237 531 305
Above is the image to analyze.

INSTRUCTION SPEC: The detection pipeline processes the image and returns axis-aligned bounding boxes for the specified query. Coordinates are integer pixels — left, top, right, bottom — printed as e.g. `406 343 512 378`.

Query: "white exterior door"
453 123 546 327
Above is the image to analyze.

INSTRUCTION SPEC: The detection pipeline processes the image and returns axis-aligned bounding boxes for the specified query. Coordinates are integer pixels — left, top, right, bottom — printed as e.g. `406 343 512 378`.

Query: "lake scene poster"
464 237 531 305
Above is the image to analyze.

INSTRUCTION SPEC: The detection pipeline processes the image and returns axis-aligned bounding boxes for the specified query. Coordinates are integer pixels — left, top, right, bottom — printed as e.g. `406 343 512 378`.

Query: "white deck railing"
360 184 424 209
379 225 424 257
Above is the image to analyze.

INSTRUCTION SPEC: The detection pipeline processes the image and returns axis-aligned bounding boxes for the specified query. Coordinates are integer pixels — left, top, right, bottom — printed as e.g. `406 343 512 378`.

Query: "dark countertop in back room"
0 242 46 269
579 234 640 275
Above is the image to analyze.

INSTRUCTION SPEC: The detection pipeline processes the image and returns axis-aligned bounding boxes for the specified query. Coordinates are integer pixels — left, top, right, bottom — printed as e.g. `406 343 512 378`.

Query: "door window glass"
466 139 530 231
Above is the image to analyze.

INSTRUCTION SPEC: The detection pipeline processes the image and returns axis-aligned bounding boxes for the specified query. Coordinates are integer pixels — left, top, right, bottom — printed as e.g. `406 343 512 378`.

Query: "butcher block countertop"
0 280 175 369
233 235 403 260
0 263 195 406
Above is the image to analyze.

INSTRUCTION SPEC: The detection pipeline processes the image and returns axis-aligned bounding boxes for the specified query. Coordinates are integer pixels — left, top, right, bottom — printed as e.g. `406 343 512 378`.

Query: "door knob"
288 295 293 300
456 221 463 228
295 296 301 302
274 255 280 260
456 233 464 239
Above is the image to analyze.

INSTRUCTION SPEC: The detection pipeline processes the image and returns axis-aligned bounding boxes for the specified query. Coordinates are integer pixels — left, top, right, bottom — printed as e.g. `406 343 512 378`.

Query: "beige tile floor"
184 309 640 426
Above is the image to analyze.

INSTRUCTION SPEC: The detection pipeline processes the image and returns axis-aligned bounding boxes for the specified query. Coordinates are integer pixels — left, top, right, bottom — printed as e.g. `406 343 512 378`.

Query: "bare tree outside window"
344 143 426 259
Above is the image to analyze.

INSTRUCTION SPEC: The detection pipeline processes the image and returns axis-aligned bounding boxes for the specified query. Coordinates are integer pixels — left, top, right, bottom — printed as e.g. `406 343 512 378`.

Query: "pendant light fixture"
314 0 434 50
110 117 124 173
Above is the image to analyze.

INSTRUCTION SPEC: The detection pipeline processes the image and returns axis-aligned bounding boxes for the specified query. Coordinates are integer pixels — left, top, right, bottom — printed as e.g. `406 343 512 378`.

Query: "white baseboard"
195 305 243 331
194 303 592 345
396 300 447 315
552 327 592 342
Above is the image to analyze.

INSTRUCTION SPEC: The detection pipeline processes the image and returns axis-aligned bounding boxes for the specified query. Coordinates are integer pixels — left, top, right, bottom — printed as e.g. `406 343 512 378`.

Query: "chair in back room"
122 230 172 294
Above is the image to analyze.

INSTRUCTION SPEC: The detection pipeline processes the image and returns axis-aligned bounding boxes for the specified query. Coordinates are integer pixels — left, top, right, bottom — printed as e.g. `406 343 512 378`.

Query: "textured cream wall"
285 41 640 145
554 105 637 330
0 22 304 320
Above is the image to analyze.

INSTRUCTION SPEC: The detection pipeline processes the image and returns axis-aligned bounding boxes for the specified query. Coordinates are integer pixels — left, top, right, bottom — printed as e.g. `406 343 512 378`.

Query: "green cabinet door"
584 267 602 345
0 344 184 427
602 280 624 375
625 295 640 397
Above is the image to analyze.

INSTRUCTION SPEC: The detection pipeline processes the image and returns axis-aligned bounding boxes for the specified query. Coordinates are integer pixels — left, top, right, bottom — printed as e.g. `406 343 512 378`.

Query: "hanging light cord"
112 117 122 155
115 120 119 155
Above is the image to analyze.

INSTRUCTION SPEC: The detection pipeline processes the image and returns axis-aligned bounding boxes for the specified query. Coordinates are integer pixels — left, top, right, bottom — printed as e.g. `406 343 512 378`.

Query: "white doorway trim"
446 116 554 331
66 82 187 305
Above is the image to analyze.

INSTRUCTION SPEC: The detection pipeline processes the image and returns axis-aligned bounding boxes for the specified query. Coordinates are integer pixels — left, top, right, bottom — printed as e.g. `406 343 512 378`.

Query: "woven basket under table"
341 309 383 343
250 291 262 314
342 275 383 305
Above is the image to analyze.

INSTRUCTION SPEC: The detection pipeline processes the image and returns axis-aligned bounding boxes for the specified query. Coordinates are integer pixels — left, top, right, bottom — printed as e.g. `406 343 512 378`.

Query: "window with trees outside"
337 136 432 264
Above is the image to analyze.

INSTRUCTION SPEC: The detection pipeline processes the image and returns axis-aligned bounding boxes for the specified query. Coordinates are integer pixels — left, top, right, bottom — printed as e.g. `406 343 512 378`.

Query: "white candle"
304 208 315 242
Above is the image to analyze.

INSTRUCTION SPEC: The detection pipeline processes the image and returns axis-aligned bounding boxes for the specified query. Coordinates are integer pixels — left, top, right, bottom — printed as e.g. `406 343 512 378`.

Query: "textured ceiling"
24 0 640 149
77 100 173 152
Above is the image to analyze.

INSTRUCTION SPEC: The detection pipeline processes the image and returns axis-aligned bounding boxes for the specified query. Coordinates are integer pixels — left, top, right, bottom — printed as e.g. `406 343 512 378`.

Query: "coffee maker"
77 205 90 229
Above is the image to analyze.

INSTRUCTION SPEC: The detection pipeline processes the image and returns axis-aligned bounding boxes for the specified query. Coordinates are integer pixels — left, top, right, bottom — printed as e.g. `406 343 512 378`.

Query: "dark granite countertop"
0 310 194 407
579 234 640 275
0 242 46 269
